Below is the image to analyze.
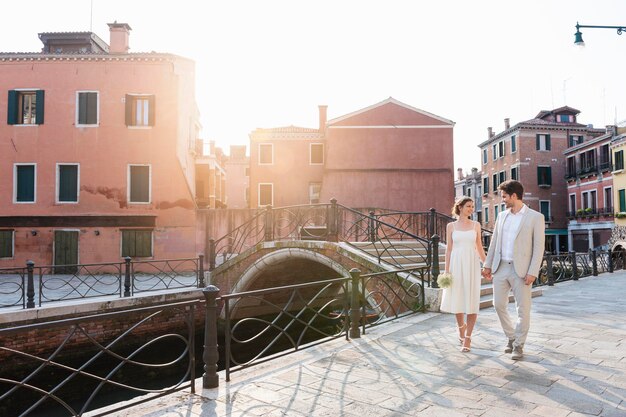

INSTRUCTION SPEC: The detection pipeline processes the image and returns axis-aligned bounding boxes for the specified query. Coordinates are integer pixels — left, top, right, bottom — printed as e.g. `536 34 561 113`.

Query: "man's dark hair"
498 180 524 200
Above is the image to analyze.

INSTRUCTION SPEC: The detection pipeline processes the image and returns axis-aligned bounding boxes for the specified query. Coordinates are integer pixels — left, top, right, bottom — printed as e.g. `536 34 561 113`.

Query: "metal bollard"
546 255 554 286
349 269 361 339
570 251 578 281
202 285 220 388
123 256 132 296
26 260 35 308
608 249 614 273
431 234 440 288
198 254 205 287
591 250 598 276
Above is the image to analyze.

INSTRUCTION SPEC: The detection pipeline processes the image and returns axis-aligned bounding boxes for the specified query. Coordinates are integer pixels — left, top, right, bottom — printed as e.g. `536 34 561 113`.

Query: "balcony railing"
577 165 599 177
599 161 612 172
564 171 577 181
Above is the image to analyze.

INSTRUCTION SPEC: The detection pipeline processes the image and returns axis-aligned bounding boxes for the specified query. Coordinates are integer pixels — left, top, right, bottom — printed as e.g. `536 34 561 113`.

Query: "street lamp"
574 22 626 46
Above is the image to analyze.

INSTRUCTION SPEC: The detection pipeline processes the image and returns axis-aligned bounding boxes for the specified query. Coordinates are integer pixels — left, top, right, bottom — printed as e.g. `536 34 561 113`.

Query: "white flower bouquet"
437 272 453 289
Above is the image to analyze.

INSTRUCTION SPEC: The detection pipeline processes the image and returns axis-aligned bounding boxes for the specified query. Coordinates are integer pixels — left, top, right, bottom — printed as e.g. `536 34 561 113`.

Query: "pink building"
564 127 614 251
249 98 455 212
0 24 202 267
196 141 227 209
224 145 250 208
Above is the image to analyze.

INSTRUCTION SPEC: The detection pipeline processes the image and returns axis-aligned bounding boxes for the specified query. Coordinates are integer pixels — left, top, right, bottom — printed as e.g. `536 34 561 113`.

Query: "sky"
2 0 626 173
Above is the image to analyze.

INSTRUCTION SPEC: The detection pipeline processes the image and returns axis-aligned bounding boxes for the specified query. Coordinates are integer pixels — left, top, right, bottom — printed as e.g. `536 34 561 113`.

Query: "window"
511 135 517 153
558 114 573 123
309 182 321 204
245 167 250 176
258 183 273 206
600 144 610 170
0 230 13 258
590 190 597 211
467 188 472 198
57 164 79 203
537 166 552 187
569 194 576 212
615 150 624 171
125 94 154 127
582 191 590 210
605 187 613 212
540 201 551 221
498 141 505 158
536 134 551 151
477 185 481 196
483 206 489 224
482 149 488 165
14 164 36 203
128 165 151 203
77 91 98 125
492 173 498 192
482 177 489 194
7 90 45 125
568 135 584 147
620 189 626 212
121 230 152 257
492 144 497 161
310 143 324 164
566 156 576 178
501 203 506 213
499 171 506 185
494 205 499 219
511 166 518 181
258 143 273 165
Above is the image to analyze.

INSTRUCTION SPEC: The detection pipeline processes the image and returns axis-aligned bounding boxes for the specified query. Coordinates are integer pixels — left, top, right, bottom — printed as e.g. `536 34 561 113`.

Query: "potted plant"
616 212 626 219
584 207 593 216
576 208 584 217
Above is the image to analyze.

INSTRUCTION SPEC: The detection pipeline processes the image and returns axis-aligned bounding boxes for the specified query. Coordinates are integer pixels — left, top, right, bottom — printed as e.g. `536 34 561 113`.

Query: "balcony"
564 171 577 181
599 161 612 172
577 165 598 178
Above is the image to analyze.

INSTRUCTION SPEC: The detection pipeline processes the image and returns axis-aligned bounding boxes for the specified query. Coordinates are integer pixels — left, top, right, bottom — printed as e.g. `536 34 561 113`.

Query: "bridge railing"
0 299 200 416
219 265 427 381
0 256 205 309
536 250 614 286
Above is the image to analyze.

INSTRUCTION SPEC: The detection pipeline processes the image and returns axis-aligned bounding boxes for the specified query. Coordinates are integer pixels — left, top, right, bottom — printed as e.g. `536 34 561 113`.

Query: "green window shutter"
122 230 133 257
35 90 45 124
536 135 540 150
125 94 132 126
148 95 155 126
78 93 88 124
547 166 552 185
135 231 152 257
87 92 97 124
0 230 13 258
59 165 78 202
7 90 17 125
617 151 624 171
546 135 551 150
130 166 150 202
620 190 626 212
16 165 35 202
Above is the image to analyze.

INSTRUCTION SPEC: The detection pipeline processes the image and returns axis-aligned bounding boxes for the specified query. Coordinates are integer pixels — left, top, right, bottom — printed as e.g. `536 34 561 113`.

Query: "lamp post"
574 22 626 46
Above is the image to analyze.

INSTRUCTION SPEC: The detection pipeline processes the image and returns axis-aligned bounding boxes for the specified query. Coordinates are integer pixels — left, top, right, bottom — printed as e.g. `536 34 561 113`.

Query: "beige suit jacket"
484 206 546 278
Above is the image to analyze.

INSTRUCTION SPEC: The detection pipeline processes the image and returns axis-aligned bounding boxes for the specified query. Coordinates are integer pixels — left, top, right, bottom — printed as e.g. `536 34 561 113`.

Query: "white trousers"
492 262 532 348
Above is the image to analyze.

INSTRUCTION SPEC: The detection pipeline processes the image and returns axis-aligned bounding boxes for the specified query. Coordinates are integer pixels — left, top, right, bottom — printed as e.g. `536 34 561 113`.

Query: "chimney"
318 105 328 135
471 167 478 175
487 127 493 138
457 168 464 181
107 22 132 54
504 118 510 130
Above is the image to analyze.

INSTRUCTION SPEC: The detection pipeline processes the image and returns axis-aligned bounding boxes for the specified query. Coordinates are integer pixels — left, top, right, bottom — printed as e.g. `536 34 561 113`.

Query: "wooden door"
54 231 79 274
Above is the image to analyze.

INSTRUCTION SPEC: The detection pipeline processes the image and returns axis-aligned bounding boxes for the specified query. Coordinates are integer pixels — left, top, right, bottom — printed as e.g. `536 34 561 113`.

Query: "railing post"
124 256 132 297
327 198 338 242
608 249 614 273
26 260 35 308
569 251 578 281
198 254 205 287
622 250 626 271
368 211 376 243
202 285 220 389
264 205 274 242
429 208 436 239
349 269 361 339
208 239 216 271
591 250 598 276
431 234 440 288
546 254 554 286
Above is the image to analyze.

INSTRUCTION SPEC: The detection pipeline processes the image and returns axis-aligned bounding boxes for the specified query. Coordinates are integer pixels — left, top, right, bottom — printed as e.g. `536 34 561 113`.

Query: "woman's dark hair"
451 196 474 217
498 180 524 200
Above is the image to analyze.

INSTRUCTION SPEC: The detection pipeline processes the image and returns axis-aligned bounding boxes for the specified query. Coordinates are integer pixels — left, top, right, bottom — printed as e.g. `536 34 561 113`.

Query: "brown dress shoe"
504 339 514 354
511 346 524 360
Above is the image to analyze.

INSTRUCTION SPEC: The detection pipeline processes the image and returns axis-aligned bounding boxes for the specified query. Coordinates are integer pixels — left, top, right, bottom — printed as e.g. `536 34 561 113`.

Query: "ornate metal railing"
0 256 205 309
220 266 427 380
0 300 201 417
210 209 265 269
536 250 613 286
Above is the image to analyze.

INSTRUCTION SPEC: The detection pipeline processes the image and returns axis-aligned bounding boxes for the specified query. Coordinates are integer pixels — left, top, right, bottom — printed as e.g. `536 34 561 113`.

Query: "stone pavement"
92 273 626 417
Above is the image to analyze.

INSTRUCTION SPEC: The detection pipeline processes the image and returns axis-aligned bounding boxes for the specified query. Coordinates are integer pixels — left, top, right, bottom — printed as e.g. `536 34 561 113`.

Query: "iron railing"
0 300 202 417
0 256 205 309
536 250 614 286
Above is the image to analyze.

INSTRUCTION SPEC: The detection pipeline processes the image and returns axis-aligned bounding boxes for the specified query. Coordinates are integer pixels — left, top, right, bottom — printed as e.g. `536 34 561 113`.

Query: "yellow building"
608 125 626 250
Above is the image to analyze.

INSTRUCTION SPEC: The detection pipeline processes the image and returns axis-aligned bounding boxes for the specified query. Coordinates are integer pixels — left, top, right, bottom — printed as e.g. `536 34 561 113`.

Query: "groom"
482 180 545 360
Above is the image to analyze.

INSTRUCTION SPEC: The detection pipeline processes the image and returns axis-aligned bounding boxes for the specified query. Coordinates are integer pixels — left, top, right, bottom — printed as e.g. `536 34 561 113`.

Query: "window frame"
309 143 324 165
620 189 626 212
258 143 274 165
604 186 613 212
511 166 518 181
482 149 488 165
7 89 45 125
56 163 80 204
569 194 576 212
13 163 37 204
483 205 489 224
615 150 624 171
537 165 552 187
539 200 551 221
76 91 100 127
127 164 152 204
536 134 551 151
511 135 517 153
0 230 14 259
125 94 155 128
492 144 497 161
482 177 489 195
258 183 273 207
309 182 322 204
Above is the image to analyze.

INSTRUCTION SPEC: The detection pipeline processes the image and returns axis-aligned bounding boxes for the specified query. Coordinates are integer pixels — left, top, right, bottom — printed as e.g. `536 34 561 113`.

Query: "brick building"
0 24 203 266
454 167 483 222
478 106 605 253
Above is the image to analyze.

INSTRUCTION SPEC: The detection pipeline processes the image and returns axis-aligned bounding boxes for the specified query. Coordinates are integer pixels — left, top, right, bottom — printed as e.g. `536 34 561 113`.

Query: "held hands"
481 267 492 281
524 274 536 286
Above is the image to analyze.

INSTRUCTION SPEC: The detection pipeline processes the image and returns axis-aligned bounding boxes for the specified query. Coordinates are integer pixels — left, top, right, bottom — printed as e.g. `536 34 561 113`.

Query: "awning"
545 229 568 235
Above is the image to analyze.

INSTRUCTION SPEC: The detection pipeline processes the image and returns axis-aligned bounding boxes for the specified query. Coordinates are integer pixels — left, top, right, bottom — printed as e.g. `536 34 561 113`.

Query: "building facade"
454 168 483 222
0 24 202 266
224 145 250 209
196 141 226 209
608 125 626 251
564 127 613 251
478 107 605 253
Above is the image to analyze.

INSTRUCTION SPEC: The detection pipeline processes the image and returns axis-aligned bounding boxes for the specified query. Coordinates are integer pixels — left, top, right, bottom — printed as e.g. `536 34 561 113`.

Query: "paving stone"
529 404 571 417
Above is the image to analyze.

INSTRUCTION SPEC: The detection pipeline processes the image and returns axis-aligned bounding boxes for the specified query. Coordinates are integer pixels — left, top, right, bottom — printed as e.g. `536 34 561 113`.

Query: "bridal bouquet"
437 272 453 289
